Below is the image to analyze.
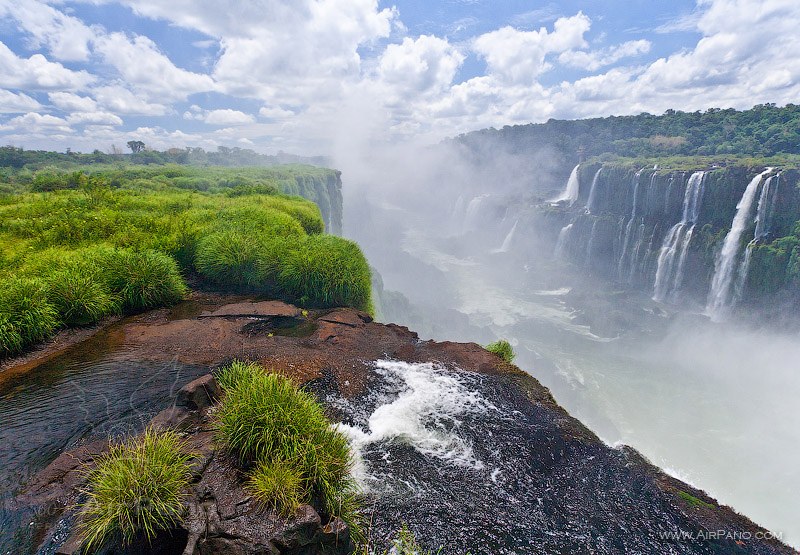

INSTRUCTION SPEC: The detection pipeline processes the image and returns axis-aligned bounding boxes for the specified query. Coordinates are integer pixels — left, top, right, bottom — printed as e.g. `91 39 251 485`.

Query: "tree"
127 140 146 153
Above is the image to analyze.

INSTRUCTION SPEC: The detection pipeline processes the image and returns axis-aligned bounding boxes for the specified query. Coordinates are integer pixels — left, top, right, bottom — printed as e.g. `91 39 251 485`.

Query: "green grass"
677 490 715 509
0 164 371 357
0 277 60 355
78 428 192 552
214 361 362 541
485 339 515 363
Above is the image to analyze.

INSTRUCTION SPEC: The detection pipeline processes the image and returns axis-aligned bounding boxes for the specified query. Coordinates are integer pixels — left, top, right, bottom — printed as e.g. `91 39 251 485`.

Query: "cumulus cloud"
48 92 98 112
66 111 123 126
559 39 651 71
202 109 255 125
0 41 95 90
92 85 169 116
0 0 96 61
0 89 42 113
0 111 72 133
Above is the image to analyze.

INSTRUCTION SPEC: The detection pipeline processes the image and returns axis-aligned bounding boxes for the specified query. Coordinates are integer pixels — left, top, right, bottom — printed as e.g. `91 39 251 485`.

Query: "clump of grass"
195 231 267 290
106 250 187 310
44 265 120 325
79 428 192 552
279 235 373 314
485 339 515 363
247 457 306 515
215 361 362 540
677 490 715 509
0 277 60 355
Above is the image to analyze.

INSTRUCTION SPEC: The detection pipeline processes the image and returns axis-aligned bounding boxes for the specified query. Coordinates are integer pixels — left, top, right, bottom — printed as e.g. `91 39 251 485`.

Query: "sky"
0 0 798 154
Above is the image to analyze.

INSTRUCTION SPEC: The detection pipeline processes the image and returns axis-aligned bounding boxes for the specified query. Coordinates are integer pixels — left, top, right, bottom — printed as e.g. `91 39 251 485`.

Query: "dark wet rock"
11 299 795 555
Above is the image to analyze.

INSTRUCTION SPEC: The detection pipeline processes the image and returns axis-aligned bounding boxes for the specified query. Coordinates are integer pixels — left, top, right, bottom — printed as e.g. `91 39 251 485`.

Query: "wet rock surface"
8 296 795 554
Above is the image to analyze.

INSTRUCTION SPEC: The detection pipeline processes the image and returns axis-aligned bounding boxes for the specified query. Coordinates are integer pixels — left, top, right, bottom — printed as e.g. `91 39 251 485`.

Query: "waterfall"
554 223 573 259
706 168 773 319
552 164 580 204
652 171 707 302
462 194 489 233
586 168 602 213
493 220 518 253
754 173 779 240
585 219 599 268
617 169 645 281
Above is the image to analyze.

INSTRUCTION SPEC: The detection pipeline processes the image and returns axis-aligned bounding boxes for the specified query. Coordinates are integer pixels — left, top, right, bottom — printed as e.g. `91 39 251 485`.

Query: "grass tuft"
0 277 60 354
485 339 515 363
214 361 362 539
79 428 192 552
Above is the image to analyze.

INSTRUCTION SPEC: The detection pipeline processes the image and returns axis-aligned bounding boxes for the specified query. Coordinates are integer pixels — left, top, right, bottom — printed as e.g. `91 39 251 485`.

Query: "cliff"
9 295 793 554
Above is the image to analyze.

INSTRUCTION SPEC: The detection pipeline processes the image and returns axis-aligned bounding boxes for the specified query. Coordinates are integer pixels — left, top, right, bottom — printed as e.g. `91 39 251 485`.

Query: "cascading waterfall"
552 164 580 204
652 171 706 302
617 169 644 281
585 219 599 268
554 223 573 259
493 219 518 253
586 168 602 213
706 168 773 319
462 194 489 233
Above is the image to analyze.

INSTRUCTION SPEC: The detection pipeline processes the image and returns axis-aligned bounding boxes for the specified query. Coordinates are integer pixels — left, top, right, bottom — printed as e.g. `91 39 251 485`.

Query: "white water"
706 168 773 320
585 219 598 268
551 164 580 204
493 219 518 253
338 360 495 487
586 168 602 213
754 174 779 240
653 171 706 302
617 170 645 281
554 222 573 259
462 194 489 234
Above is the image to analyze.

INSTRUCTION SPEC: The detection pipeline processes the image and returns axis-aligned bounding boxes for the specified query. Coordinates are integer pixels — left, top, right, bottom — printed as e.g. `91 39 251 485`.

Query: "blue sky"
0 0 797 154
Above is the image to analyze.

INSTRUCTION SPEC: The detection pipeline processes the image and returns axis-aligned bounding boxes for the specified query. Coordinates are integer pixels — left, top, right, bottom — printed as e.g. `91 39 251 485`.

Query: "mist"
332 137 800 548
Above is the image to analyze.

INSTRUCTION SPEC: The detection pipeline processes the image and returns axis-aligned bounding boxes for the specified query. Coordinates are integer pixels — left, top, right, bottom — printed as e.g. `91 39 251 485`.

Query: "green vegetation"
0 164 369 356
214 361 362 540
456 103 800 159
485 339 515 363
78 429 192 551
677 490 715 509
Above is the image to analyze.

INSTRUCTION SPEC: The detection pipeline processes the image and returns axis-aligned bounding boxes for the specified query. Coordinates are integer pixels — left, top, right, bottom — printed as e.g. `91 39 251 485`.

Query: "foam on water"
338 360 497 487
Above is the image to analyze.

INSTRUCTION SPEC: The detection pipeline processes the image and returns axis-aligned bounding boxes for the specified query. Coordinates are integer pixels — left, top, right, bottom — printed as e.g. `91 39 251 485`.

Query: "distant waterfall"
653 171 706 302
552 164 580 204
462 194 489 233
706 168 773 319
617 169 645 282
586 168 602 213
554 223 573 259
585 219 599 268
754 173 780 240
493 220 518 253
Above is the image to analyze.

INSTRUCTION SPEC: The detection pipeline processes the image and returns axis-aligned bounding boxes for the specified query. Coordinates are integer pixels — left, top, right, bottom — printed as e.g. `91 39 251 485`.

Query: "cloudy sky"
0 0 798 154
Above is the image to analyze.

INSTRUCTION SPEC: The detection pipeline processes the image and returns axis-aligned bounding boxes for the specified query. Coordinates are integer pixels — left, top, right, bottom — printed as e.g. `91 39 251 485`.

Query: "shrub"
0 277 60 355
195 231 268 290
485 339 515 363
214 362 360 533
78 428 192 552
278 235 372 313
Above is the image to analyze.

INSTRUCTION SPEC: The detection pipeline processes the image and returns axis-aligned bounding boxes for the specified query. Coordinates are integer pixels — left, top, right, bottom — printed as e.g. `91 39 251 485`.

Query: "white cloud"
93 32 215 101
202 109 255 125
66 111 123 126
0 41 95 91
378 35 464 96
473 13 590 84
92 85 169 116
259 106 295 120
48 92 98 112
0 89 42 113
0 0 96 61
559 40 651 71
0 111 72 133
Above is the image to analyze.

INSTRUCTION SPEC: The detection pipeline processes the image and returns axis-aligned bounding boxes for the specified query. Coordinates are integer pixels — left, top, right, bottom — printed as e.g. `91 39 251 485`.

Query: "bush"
78 428 192 552
195 231 270 290
0 277 60 355
214 362 360 534
108 250 187 310
485 339 515 363
278 235 372 313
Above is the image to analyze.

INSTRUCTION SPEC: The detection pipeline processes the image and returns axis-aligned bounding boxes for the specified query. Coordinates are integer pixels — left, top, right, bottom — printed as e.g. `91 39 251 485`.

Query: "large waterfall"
652 171 706 302
706 168 773 319
617 169 644 282
551 164 580 204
